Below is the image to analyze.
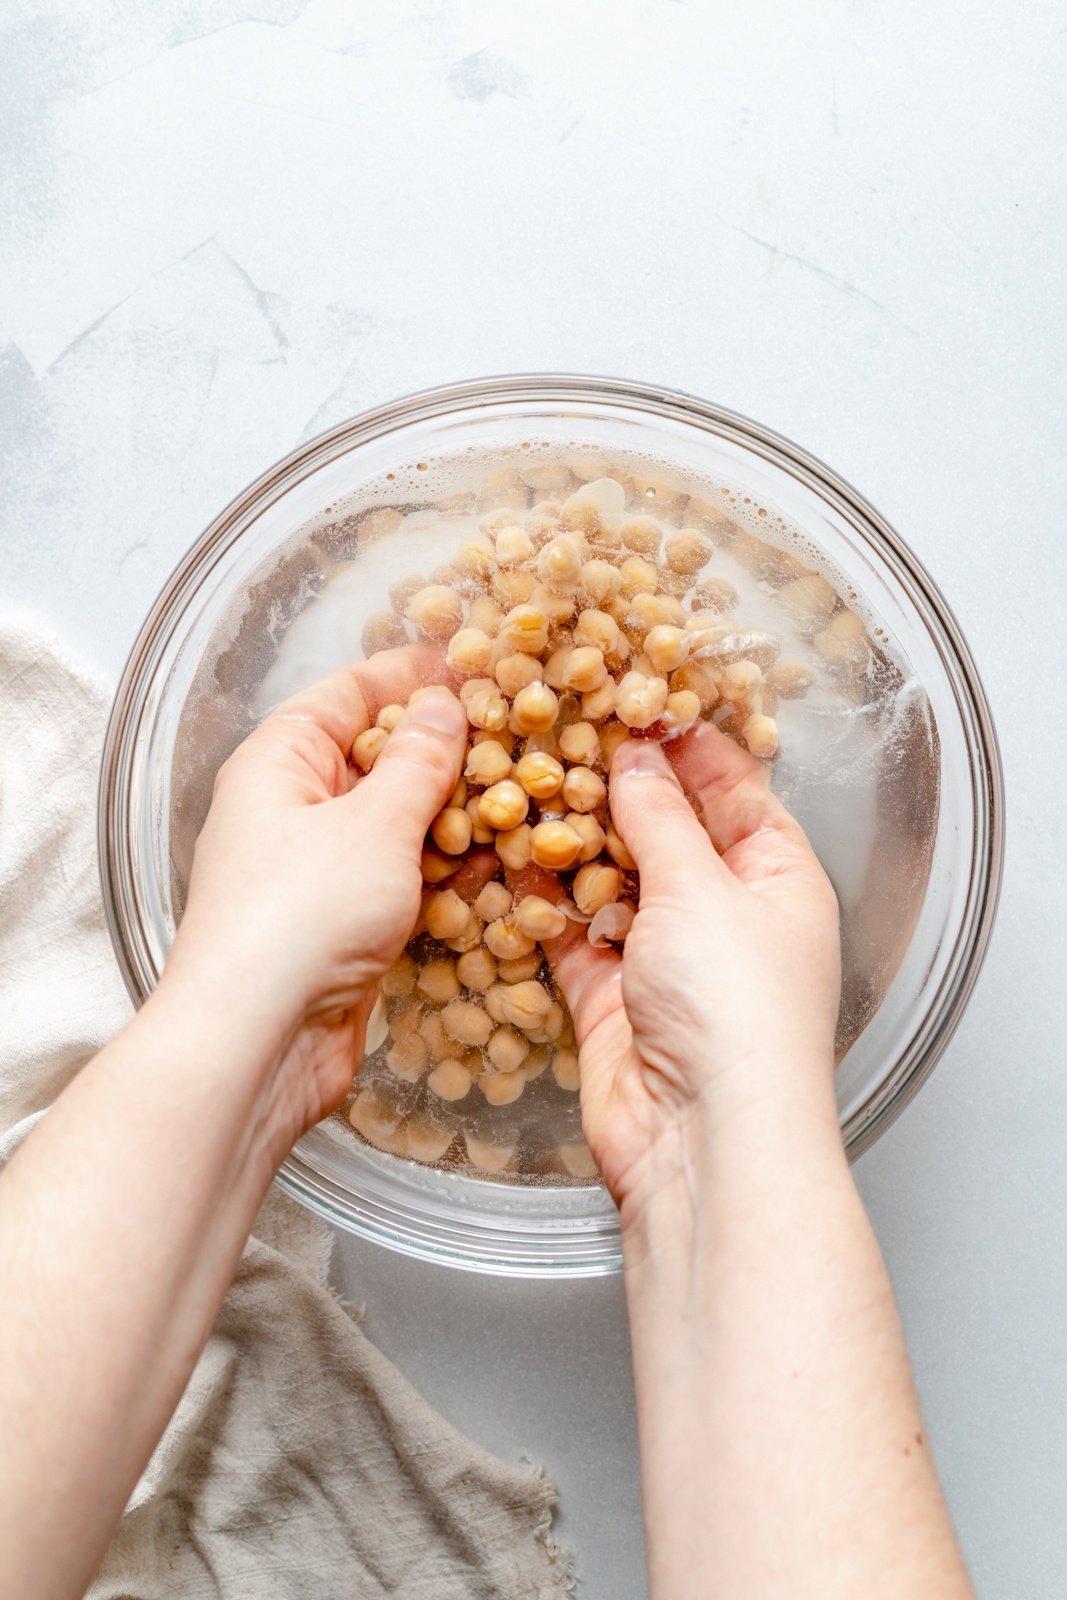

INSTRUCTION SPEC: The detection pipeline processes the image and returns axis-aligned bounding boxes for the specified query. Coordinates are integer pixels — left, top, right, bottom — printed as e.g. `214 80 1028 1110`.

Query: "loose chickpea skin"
417 957 461 1005
509 681 559 735
386 1033 428 1082
424 888 471 941
561 766 607 814
551 1048 581 1092
530 819 584 870
427 1060 473 1101
561 646 608 694
573 862 622 916
500 604 550 655
464 740 513 786
515 750 565 799
457 944 498 992
376 702 406 732
558 721 600 765
500 980 554 1031
405 585 463 640
497 952 543 983
486 1025 530 1073
615 671 669 729
480 1070 526 1106
478 780 529 831
484 917 537 960
514 895 568 941
465 797 495 844
565 811 607 862
473 881 512 922
446 627 494 676
430 806 473 856
465 684 510 732
743 713 780 759
381 952 418 998
442 999 494 1048
495 822 533 870
352 727 388 772
494 652 543 696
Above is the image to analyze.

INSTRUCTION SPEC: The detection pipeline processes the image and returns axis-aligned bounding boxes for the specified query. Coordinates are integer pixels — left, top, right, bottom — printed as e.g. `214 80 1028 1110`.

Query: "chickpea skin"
500 980 554 1031
530 819 584 871
479 780 529 831
465 685 510 733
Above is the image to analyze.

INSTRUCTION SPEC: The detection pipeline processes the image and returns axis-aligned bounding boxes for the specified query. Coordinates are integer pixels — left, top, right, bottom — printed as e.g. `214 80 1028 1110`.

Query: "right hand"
546 723 842 1222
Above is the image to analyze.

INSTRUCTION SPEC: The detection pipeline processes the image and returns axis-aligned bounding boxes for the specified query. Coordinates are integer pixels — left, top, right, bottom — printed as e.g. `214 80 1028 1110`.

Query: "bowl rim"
98 372 1006 1271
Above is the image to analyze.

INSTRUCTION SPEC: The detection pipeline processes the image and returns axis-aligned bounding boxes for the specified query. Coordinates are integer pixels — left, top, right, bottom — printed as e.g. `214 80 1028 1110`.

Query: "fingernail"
408 686 465 736
614 738 662 776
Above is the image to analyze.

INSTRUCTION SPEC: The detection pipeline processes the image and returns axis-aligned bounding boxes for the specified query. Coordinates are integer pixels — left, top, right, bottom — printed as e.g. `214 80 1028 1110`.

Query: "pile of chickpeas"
342 469 853 1180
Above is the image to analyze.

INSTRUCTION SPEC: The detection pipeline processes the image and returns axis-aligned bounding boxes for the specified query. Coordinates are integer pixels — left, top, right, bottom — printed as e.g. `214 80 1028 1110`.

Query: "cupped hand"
163 648 467 1147
545 722 842 1220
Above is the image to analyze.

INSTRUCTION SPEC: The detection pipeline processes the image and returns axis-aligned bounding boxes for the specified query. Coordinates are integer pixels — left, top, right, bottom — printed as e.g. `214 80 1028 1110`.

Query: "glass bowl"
98 375 1003 1276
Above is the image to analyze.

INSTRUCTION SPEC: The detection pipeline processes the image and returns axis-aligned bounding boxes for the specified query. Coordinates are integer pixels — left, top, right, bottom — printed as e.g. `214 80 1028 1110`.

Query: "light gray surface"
2 2 1065 1594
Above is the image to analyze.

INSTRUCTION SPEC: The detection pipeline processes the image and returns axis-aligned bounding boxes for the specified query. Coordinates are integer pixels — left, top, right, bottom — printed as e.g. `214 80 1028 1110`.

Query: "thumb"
349 686 467 855
609 738 720 896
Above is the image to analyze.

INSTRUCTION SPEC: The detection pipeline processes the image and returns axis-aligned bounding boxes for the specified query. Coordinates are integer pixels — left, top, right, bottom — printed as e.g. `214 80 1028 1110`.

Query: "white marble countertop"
3 2 1065 1593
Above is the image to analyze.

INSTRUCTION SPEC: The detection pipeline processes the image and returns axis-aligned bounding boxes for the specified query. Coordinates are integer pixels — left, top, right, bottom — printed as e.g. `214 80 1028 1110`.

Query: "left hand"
163 647 467 1151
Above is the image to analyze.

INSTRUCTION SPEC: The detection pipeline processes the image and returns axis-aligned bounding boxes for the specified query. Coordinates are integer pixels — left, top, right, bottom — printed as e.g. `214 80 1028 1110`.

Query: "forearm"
0 973 293 1600
622 1076 972 1600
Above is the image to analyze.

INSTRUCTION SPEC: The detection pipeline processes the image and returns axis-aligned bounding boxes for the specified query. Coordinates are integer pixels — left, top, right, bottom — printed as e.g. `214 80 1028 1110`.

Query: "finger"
608 738 722 897
664 720 816 882
505 863 623 1046
448 848 502 903
264 642 444 756
347 687 467 857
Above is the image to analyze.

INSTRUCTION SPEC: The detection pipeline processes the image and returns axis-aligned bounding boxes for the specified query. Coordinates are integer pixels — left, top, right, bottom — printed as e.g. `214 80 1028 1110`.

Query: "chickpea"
765 660 818 698
720 659 763 702
522 462 572 495
376 702 405 732
536 534 584 590
389 1002 424 1039
352 726 388 772
522 1045 552 1080
581 681 616 722
573 862 622 917
481 505 521 536
484 983 511 1025
361 612 408 657
500 604 550 655
525 503 563 545
530 819 584 871
510 682 559 735
497 952 543 984
453 541 495 582
542 644 574 691
464 739 513 786
418 1010 453 1060
446 627 494 676
657 567 692 599
465 685 509 733
618 555 659 599
664 688 702 726
468 594 504 636
473 881 512 922
389 574 425 615
551 1047 581 1092
573 608 623 656
670 659 719 707
349 1088 404 1149
480 1070 526 1106
493 569 538 608
559 1140 599 1179
528 1000 565 1044
514 895 568 942
465 797 495 845
427 1060 473 1101
778 573 838 629
515 750 565 799
442 998 494 1048
495 822 533 871
500 980 554 1031
561 646 608 694
430 806 473 857
630 651 655 678
605 822 637 871
691 577 738 614
632 591 686 630
743 713 780 759
381 952 418 998
386 1033 428 1082
565 811 607 863
494 523 534 564
472 727 516 753
457 944 498 992
558 721 600 765
417 957 461 1005
463 1133 515 1173
494 652 542 697
420 845 461 884
615 670 669 729
642 625 690 675
560 476 626 537
405 1121 455 1163
484 916 538 960
561 766 606 814
579 558 622 604
444 911 484 954
479 779 529 831
424 888 471 941
664 529 714 575
405 586 463 640
815 609 868 667
487 1025 530 1073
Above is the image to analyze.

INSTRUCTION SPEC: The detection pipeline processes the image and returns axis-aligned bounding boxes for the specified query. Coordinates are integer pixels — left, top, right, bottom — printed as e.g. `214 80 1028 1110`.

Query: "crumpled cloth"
0 614 572 1599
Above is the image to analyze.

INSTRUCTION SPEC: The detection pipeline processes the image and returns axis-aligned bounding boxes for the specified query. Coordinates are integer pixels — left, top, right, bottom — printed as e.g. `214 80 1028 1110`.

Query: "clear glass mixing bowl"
98 375 1003 1276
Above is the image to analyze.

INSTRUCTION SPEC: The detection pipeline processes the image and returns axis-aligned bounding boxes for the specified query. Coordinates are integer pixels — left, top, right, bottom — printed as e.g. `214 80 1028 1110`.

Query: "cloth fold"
0 614 572 1600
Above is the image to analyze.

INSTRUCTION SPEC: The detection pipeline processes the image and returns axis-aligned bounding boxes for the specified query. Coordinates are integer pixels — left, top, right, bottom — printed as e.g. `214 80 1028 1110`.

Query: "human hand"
546 722 841 1222
163 647 467 1152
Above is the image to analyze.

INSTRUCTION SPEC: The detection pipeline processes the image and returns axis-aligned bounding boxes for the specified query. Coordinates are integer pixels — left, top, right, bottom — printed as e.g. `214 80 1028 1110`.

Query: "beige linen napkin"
0 614 572 1599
